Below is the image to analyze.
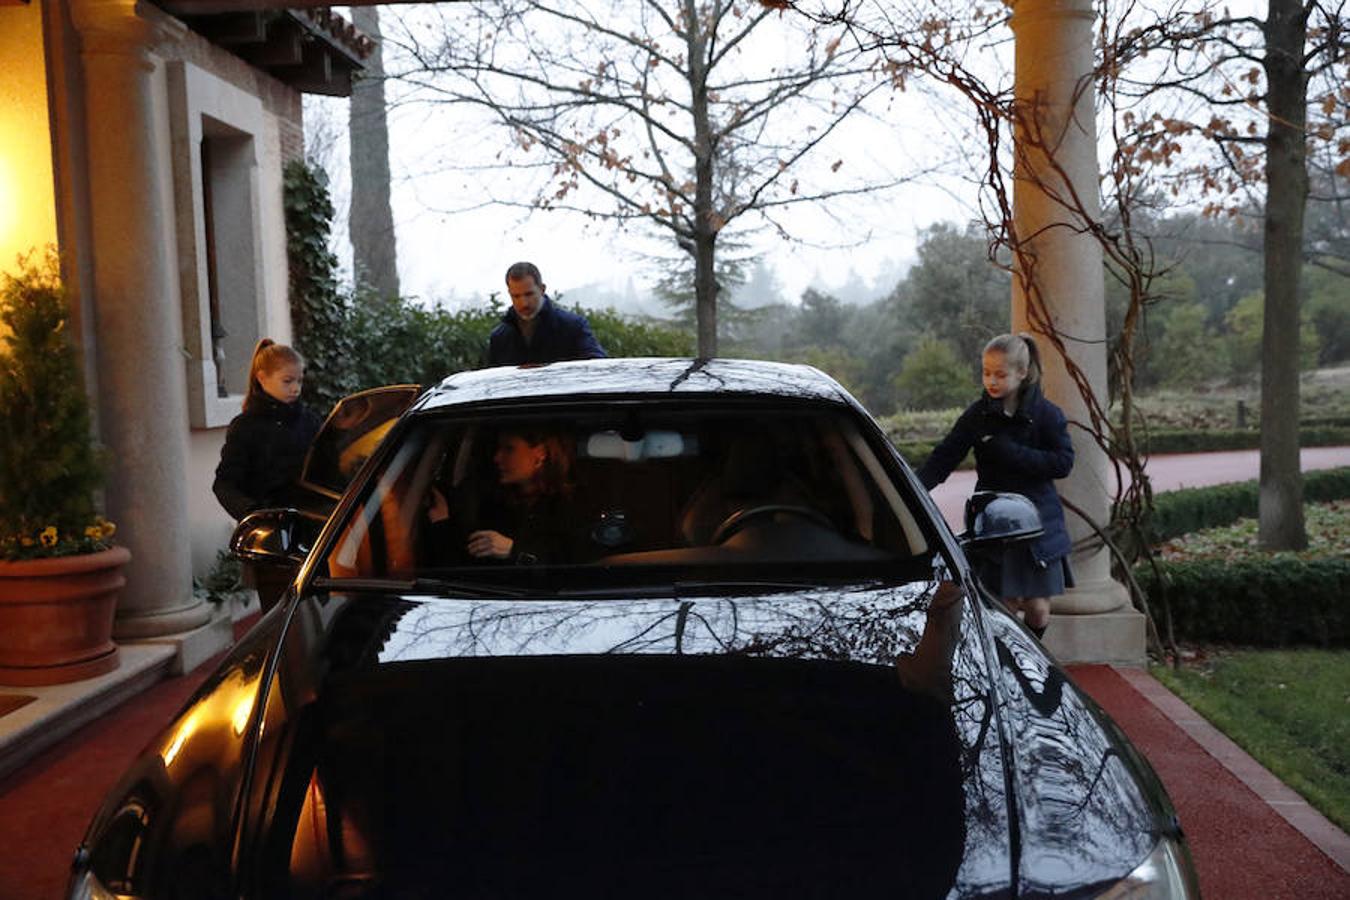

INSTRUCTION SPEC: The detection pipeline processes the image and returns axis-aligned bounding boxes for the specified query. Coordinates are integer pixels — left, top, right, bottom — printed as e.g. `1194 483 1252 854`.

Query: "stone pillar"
1010 0 1144 663
71 0 212 639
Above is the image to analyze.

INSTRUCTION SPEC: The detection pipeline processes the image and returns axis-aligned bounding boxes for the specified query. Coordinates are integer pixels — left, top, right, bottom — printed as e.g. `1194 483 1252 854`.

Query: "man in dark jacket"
486 262 607 366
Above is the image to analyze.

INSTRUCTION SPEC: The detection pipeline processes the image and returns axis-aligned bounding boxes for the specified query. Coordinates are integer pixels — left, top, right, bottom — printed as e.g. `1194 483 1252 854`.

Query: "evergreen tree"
0 251 113 559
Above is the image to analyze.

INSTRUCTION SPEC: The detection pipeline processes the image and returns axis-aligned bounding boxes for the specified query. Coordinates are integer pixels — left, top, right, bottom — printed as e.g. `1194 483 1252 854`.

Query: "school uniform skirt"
975 544 1073 600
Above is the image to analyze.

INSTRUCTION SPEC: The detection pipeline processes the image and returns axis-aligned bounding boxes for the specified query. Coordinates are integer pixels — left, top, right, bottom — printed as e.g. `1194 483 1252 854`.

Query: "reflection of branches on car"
990 622 1150 861
728 590 928 664
606 600 715 655
995 636 1066 718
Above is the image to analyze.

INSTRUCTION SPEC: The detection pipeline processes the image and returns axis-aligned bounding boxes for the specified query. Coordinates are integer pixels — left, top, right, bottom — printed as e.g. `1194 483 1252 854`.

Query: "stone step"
0 643 176 783
0 597 253 783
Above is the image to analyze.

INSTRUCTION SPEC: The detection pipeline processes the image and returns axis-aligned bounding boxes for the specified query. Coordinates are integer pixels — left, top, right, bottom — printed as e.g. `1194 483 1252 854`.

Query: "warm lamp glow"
0 0 58 274
160 708 202 767
231 692 256 736
0 157 15 246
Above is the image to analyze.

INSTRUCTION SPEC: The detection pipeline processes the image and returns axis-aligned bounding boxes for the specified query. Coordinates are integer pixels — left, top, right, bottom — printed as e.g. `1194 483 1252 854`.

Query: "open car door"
297 384 423 510
232 385 421 573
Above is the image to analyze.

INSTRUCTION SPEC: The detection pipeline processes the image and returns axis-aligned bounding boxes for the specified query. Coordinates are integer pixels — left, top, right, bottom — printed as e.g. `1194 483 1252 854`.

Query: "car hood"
75 582 1162 899
229 581 1160 899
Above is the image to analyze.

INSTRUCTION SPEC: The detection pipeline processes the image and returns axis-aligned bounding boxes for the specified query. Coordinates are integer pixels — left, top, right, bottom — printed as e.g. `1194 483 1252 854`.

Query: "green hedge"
1303 416 1350 429
1148 467 1350 544
893 439 946 469
1141 425 1350 454
1134 557 1350 647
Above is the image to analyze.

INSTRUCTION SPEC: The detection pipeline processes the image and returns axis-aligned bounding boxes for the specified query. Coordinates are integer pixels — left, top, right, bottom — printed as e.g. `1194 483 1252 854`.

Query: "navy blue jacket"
486 297 607 366
213 395 323 521
917 383 1074 564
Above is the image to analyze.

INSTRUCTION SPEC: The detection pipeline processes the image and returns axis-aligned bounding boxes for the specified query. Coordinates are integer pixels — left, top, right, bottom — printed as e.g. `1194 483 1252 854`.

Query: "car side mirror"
959 491 1043 550
230 508 317 567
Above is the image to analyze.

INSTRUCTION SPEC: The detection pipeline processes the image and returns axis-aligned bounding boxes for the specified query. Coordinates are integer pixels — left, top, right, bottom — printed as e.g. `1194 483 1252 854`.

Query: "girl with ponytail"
917 332 1074 639
212 339 323 612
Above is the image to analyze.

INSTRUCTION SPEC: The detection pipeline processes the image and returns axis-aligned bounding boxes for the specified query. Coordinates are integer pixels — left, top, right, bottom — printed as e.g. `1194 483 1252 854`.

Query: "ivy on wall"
283 159 359 408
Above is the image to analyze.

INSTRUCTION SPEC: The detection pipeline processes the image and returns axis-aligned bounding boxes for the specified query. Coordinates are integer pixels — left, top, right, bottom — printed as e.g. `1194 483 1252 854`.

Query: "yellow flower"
85 525 103 540
99 519 117 539
39 526 58 548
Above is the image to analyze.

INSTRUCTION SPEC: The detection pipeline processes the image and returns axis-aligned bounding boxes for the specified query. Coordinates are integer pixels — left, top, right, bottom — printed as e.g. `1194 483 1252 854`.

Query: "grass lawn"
1152 651 1350 833
1150 499 1350 831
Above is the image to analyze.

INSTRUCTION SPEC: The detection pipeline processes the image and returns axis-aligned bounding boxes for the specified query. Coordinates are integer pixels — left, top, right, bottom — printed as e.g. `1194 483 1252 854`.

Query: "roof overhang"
151 4 375 96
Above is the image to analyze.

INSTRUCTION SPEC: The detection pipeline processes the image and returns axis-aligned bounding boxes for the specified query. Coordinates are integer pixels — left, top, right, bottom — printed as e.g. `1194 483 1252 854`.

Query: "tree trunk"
685 0 718 358
1258 0 1308 550
349 6 400 302
694 229 718 357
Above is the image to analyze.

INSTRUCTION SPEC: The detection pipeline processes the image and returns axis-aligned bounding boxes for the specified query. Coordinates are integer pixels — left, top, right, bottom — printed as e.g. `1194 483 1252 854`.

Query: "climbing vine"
283 158 360 408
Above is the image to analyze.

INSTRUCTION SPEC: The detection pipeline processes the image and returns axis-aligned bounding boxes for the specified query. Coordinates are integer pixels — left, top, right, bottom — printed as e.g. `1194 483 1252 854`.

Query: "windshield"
318 401 937 589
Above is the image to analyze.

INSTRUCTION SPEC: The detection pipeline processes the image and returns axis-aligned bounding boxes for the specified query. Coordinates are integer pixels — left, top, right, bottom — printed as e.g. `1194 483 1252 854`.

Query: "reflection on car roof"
419 358 852 411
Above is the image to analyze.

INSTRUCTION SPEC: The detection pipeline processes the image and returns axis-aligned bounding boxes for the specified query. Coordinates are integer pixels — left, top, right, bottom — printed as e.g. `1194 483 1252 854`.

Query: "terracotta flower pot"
0 545 129 686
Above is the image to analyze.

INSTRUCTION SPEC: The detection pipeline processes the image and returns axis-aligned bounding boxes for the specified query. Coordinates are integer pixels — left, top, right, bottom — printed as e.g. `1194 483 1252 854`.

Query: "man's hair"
505 261 543 287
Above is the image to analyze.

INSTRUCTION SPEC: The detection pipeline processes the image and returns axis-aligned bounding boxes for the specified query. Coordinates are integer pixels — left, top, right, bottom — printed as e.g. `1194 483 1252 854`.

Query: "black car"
69 358 1199 899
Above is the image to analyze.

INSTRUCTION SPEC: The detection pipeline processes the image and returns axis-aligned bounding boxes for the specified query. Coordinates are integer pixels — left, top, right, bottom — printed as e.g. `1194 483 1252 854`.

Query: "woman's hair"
511 428 574 497
243 338 305 411
983 332 1043 386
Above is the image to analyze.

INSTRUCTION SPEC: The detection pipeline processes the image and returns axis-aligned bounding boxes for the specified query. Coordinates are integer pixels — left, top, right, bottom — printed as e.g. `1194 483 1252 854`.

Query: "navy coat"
917 383 1074 564
487 297 607 366
213 395 323 521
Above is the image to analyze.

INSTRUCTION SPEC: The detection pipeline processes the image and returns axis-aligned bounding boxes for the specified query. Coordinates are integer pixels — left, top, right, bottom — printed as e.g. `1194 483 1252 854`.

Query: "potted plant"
0 250 127 685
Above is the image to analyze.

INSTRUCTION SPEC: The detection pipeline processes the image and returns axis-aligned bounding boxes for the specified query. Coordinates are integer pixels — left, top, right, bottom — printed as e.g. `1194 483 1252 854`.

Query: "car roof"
416 357 854 412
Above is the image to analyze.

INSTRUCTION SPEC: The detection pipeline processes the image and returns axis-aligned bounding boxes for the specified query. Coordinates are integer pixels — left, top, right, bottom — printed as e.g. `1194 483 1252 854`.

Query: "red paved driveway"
930 446 1350 528
1069 664 1350 899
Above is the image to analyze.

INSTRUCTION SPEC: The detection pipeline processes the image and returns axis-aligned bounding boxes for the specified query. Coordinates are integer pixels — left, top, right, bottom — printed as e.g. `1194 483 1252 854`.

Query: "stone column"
1010 0 1144 663
71 0 212 639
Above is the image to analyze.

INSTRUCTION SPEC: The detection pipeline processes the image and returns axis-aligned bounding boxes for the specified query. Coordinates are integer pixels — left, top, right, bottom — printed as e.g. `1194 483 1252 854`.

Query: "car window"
301 385 420 497
321 402 934 586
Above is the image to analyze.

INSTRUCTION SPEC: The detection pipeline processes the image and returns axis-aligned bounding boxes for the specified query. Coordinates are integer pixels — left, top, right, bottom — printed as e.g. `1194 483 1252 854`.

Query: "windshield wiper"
409 576 538 598
311 575 535 598
311 576 416 592
677 577 900 594
674 579 835 593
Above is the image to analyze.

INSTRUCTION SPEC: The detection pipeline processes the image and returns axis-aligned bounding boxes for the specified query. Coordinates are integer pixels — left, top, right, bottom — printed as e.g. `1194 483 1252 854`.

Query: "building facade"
3 0 1143 692
1 0 367 672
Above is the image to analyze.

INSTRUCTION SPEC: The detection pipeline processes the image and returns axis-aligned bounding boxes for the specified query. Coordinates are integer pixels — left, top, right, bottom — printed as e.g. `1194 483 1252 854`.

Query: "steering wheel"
709 504 836 545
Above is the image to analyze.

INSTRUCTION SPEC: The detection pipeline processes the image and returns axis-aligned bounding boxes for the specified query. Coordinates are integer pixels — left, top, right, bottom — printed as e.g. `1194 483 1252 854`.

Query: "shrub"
1148 467 1350 544
0 251 116 560
196 548 245 606
893 336 972 411
582 307 695 358
343 294 497 395
1135 557 1350 647
1141 425 1350 455
318 296 694 411
878 407 964 443
1155 302 1228 388
1223 292 1321 378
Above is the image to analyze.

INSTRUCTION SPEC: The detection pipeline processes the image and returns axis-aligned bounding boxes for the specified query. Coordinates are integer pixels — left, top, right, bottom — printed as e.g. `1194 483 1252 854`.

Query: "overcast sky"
308 3 1010 313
